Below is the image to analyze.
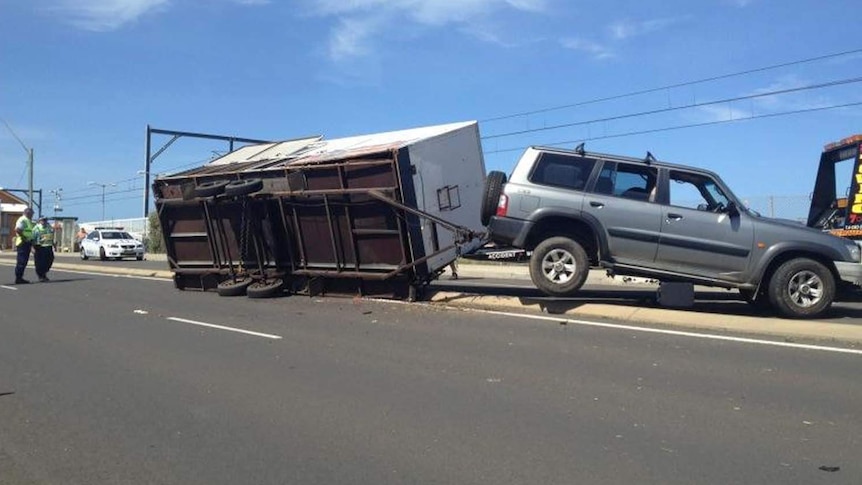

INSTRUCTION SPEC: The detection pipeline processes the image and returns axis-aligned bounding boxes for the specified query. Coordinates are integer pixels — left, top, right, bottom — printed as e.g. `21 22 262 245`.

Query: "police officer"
32 216 55 282
13 207 34 284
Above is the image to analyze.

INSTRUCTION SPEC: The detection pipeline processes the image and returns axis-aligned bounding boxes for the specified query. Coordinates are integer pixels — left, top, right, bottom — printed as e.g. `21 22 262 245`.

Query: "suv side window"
668 170 731 211
529 153 595 191
593 161 658 201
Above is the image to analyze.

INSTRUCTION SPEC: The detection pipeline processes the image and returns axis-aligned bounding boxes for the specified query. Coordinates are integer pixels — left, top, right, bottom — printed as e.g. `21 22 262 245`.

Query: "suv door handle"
589 201 605 208
666 213 683 222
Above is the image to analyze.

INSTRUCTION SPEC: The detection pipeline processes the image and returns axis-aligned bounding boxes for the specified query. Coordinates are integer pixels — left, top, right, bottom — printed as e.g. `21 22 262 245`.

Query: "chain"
239 198 248 271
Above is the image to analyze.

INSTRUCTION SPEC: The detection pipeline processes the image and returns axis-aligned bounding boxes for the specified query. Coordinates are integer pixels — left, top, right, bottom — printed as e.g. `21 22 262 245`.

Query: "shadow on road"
430 282 862 323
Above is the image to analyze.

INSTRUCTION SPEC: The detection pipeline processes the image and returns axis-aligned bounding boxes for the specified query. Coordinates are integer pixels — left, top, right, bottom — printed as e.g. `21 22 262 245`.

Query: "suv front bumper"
488 216 533 247
835 261 862 286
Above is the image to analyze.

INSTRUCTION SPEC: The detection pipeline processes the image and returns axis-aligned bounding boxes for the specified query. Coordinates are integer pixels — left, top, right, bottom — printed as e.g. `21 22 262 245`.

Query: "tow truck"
808 134 862 240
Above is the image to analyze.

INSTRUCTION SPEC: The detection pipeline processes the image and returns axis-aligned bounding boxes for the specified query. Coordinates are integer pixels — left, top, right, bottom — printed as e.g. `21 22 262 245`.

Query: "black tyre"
81 248 88 260
194 180 230 198
480 171 507 226
136 255 144 261
217 276 253 297
767 258 835 319
529 237 589 297
225 178 264 197
99 247 107 261
247 278 284 299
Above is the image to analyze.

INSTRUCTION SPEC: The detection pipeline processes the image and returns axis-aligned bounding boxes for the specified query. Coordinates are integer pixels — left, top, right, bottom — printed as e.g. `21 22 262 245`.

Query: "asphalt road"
16 253 862 325
1 268 860 484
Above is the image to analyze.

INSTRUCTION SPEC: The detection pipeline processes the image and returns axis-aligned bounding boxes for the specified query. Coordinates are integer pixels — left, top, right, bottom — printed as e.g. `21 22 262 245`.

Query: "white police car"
80 227 145 261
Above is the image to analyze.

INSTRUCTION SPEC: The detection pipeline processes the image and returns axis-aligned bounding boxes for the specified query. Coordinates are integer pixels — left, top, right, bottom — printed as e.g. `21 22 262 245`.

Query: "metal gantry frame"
1 188 43 217
143 126 272 218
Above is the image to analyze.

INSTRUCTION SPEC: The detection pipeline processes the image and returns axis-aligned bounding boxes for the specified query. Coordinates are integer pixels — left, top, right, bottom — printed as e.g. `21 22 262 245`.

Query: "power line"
482 75 862 140
63 193 143 209
483 100 862 155
481 47 862 123
60 174 143 196
62 186 143 202
158 154 221 175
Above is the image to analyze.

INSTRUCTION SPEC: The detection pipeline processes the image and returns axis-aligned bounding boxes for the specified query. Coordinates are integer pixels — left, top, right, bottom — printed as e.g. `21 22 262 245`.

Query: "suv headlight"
846 243 861 263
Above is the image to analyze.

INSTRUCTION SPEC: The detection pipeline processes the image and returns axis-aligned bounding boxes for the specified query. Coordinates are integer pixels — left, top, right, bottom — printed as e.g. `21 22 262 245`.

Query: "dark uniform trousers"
15 241 32 280
34 245 54 278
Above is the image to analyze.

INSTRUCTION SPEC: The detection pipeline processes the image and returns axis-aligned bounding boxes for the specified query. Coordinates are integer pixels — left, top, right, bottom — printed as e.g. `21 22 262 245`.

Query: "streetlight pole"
49 188 63 216
88 181 116 221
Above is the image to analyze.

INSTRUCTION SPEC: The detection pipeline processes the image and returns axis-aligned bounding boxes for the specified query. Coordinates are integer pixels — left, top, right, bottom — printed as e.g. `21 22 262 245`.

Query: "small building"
0 190 28 250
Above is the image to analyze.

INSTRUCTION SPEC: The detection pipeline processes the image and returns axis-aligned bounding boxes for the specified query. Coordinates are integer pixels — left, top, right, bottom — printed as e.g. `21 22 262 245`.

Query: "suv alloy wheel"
529 237 589 296
767 258 835 319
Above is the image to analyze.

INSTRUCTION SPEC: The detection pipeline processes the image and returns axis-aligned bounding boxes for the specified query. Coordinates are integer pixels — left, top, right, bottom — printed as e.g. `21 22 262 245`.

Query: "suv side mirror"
727 201 740 217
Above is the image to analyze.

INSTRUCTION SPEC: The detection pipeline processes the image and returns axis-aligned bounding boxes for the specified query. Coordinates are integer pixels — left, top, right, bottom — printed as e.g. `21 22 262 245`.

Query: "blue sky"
1 0 860 222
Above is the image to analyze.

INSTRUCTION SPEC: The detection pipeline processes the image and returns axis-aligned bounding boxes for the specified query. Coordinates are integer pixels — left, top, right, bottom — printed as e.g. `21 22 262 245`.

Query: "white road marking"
166 317 282 340
0 266 172 282
1 285 18 291
458 307 862 356
370 298 862 356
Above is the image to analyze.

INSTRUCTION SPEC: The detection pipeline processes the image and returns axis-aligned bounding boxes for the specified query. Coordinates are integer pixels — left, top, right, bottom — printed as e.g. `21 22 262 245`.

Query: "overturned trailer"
152 121 487 299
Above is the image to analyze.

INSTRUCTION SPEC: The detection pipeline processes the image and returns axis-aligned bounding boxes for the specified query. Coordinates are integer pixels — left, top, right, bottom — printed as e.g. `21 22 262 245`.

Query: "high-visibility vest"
32 224 54 247
14 216 33 247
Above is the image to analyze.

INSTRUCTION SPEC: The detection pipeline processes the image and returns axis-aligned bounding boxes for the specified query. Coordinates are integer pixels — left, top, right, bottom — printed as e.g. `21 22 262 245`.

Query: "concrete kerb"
51 262 173 279
0 252 173 279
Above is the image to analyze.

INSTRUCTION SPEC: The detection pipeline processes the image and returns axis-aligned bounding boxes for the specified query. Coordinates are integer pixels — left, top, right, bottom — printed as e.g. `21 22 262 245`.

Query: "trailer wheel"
480 171 507 226
194 180 230 198
225 178 264 197
247 278 284 299
529 236 589 297
217 276 253 297
767 258 835 319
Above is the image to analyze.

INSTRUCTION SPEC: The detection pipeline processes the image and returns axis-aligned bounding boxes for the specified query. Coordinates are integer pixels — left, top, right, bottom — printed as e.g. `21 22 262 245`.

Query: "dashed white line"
166 317 282 340
1 285 18 291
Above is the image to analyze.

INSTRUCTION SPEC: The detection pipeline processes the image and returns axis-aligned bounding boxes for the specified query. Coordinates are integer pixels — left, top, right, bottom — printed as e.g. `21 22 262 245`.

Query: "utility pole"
89 181 116 221
28 148 34 211
2 119 35 210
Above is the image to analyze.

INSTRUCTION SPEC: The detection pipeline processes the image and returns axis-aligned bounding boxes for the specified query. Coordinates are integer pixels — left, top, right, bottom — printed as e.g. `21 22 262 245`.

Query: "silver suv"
482 146 862 319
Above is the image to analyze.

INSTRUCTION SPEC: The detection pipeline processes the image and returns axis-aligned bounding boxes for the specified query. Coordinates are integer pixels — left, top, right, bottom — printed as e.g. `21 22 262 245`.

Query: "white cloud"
697 104 752 122
609 17 681 40
560 38 614 60
328 16 383 61
301 0 548 61
44 0 269 31
44 0 170 32
306 0 546 21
